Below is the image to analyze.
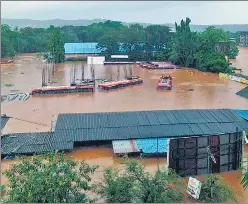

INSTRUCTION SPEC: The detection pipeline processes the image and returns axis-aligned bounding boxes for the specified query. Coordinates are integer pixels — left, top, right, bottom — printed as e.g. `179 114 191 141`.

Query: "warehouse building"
64 43 102 60
2 109 248 177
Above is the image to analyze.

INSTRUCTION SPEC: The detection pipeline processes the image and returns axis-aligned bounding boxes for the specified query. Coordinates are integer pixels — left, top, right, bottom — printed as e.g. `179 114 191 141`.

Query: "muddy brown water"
1 48 248 202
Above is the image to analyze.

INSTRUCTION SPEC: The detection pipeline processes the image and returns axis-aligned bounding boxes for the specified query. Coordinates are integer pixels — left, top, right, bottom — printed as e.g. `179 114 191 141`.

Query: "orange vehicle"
157 75 173 90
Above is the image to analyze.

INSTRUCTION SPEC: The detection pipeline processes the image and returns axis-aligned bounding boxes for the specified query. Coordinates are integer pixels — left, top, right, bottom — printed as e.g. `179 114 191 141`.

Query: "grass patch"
236 86 248 99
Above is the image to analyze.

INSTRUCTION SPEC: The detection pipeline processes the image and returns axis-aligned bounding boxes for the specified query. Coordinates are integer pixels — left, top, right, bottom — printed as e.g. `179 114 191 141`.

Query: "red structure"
1 60 13 64
157 75 173 90
140 62 179 69
31 85 94 95
98 77 143 90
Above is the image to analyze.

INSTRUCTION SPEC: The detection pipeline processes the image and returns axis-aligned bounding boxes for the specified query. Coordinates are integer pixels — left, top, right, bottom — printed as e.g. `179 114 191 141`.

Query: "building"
1 115 10 130
240 31 248 47
64 43 102 60
2 109 248 177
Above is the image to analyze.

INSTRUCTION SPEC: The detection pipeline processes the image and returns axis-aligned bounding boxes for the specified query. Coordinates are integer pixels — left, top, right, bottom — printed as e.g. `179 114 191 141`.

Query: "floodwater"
1 47 248 202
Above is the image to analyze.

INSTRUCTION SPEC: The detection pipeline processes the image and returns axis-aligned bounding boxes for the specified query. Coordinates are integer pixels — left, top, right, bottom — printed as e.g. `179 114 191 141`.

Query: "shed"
64 43 102 54
54 109 248 143
1 132 73 156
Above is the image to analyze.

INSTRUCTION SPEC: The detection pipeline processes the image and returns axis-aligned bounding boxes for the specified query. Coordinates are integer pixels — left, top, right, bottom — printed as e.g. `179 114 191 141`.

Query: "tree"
228 42 239 59
1 24 17 58
169 18 199 67
96 160 184 203
194 26 233 73
3 152 98 203
48 27 65 63
199 174 236 203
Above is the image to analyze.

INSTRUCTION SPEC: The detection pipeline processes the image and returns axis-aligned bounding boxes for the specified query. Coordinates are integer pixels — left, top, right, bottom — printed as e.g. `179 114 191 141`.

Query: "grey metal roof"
1 132 73 155
54 109 248 143
1 116 10 130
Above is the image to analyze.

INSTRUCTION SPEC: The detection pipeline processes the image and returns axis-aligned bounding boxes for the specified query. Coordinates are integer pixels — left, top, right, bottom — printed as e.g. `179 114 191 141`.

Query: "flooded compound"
1 50 248 134
1 47 248 202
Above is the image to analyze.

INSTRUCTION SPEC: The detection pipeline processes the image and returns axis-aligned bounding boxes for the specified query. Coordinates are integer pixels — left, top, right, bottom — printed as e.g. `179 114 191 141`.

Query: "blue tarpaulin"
64 43 102 54
136 138 168 153
235 109 248 120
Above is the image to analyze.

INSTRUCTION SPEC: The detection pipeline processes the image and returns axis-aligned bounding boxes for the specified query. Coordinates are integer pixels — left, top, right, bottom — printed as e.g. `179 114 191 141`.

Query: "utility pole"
207 146 216 174
157 138 159 171
117 65 120 81
81 64 84 81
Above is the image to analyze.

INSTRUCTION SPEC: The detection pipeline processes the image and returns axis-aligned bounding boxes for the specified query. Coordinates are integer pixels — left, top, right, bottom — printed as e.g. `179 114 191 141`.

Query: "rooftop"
53 109 248 144
64 43 102 54
1 132 73 155
2 109 248 156
1 116 10 130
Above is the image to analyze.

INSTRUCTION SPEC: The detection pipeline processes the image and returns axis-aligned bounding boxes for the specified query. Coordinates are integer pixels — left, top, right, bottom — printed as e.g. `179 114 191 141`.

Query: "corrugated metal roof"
1 116 10 130
64 43 102 54
54 109 248 143
1 132 73 155
235 109 248 120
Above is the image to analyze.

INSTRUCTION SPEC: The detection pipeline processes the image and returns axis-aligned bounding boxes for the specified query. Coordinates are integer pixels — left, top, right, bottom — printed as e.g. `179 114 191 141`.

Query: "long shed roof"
1 132 73 155
64 43 102 54
53 109 248 144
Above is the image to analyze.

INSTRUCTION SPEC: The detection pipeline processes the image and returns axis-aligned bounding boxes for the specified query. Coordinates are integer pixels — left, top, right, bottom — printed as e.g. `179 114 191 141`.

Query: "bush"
199 174 236 203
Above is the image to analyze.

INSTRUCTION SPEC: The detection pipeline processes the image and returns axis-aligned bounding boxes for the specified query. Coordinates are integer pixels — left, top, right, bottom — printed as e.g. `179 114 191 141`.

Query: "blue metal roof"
136 138 168 153
64 43 102 54
235 109 248 120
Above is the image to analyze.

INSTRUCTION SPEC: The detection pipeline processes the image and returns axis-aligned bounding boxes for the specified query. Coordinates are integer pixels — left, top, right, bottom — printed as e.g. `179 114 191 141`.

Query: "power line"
8 116 49 127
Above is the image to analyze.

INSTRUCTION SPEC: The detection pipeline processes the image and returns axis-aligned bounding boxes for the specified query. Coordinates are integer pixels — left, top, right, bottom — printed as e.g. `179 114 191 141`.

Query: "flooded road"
230 46 248 76
1 48 248 202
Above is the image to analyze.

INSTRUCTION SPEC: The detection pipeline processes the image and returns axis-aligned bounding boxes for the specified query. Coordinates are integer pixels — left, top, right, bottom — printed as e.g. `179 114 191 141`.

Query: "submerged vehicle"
31 84 94 95
98 76 143 90
157 75 173 90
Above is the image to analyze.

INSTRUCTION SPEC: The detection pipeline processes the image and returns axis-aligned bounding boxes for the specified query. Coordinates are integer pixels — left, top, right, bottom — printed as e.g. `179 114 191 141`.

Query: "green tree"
3 152 98 203
169 18 199 67
1 24 17 58
48 27 65 63
228 42 239 59
194 26 232 73
199 174 236 203
96 160 184 203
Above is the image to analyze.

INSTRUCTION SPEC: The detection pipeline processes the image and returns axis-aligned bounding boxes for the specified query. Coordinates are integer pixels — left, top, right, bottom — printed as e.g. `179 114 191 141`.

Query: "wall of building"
240 32 248 47
87 56 105 65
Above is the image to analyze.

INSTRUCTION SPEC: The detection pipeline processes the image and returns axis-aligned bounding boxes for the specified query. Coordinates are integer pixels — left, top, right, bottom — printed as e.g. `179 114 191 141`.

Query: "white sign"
187 177 202 199
111 55 128 59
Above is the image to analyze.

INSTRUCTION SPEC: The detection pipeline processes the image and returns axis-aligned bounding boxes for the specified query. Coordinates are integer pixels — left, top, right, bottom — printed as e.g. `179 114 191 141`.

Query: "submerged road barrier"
219 73 248 85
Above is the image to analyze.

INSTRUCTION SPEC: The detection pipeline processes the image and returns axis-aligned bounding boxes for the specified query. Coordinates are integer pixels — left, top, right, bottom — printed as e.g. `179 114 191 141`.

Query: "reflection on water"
1 48 248 202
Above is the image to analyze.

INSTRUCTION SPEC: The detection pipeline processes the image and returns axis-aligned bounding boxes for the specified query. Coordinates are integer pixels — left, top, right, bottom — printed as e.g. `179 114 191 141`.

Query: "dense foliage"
1 18 240 72
3 152 98 203
199 174 236 203
96 160 184 203
48 26 65 63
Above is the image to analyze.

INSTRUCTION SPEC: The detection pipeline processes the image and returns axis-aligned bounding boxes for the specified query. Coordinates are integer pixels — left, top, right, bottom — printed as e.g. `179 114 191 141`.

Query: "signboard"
1 93 30 102
111 55 128 59
187 177 202 199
